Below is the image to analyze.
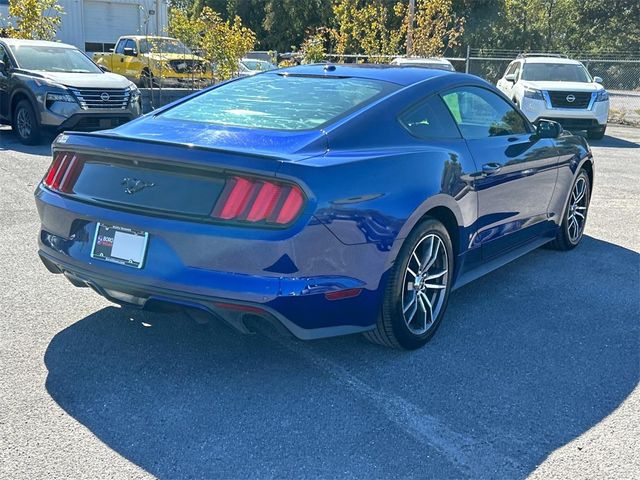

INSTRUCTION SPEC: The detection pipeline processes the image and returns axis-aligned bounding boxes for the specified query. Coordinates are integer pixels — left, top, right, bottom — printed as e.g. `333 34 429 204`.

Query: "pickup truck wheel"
140 70 157 88
13 100 40 145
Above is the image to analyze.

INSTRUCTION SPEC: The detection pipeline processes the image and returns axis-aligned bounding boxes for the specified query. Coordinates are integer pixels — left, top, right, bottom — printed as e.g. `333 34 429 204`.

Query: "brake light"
43 151 85 193
211 176 305 225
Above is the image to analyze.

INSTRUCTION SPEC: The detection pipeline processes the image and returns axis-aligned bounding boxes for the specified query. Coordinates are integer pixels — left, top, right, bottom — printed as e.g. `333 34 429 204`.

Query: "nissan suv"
497 54 609 139
0 38 141 145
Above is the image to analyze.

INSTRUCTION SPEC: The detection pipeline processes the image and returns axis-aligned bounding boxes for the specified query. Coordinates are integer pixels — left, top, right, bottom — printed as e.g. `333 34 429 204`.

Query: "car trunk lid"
47 130 320 223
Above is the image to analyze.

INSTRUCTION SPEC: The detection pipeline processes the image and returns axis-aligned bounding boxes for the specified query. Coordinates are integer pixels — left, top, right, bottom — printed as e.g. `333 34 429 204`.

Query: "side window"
513 63 521 80
441 86 530 139
124 39 136 53
399 95 461 140
504 62 517 77
114 39 126 54
0 45 9 67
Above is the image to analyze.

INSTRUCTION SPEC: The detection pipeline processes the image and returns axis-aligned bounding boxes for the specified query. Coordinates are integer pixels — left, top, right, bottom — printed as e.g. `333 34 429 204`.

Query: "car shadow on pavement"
0 127 55 156
44 236 639 478
587 133 639 149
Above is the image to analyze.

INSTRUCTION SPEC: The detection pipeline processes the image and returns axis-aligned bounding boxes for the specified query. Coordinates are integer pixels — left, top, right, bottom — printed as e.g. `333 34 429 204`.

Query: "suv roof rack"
517 53 568 59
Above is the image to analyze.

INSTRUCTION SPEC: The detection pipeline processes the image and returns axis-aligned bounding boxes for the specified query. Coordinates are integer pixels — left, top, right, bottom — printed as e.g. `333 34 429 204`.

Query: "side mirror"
505 73 516 83
593 76 603 83
123 47 137 57
0 60 6 74
536 119 563 139
99 65 110 72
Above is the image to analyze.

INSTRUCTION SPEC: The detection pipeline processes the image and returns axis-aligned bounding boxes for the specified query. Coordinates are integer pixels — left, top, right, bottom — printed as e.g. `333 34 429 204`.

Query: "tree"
1 0 64 41
168 7 203 51
300 28 330 63
169 6 256 81
331 0 462 61
401 0 464 56
262 0 333 52
332 0 404 61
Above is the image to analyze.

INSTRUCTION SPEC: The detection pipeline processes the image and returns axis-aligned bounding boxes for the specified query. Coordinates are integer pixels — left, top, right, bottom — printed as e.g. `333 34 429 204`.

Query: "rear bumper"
38 250 374 340
35 186 389 339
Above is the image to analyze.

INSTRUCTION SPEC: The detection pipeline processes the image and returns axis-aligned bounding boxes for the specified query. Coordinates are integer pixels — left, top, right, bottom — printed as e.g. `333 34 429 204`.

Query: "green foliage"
169 6 256 81
198 0 332 52
400 0 465 56
454 0 640 54
331 0 462 60
300 28 329 64
1 0 64 41
333 0 405 61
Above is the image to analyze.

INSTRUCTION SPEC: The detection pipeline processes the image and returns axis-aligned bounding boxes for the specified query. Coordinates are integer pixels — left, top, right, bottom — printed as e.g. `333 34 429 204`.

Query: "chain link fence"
325 49 640 126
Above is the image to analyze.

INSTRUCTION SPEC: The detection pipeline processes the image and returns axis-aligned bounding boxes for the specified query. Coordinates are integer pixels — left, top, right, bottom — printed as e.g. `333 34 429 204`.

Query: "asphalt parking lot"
0 125 638 479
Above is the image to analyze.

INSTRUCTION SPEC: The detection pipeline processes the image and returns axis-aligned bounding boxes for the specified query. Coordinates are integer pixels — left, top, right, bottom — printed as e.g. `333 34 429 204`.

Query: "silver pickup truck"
0 38 141 145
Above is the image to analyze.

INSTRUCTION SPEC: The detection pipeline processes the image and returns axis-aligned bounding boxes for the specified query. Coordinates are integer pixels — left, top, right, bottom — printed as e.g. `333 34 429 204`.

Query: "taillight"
43 151 85 193
211 176 305 226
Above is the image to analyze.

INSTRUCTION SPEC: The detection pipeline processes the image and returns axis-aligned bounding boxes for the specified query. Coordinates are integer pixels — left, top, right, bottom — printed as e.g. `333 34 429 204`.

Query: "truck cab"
94 36 213 87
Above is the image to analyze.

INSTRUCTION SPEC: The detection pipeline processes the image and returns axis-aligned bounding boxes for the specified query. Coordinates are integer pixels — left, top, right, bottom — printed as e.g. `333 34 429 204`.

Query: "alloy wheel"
567 176 589 243
401 233 449 335
16 107 32 140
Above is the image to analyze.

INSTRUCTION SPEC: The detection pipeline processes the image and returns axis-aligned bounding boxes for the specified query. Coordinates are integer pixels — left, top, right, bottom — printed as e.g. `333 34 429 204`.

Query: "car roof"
121 35 178 40
273 63 454 86
0 38 76 49
519 56 582 65
392 57 452 65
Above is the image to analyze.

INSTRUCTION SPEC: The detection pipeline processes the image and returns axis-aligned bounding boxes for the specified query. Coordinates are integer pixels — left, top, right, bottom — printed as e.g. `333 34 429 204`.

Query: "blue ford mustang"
35 64 593 349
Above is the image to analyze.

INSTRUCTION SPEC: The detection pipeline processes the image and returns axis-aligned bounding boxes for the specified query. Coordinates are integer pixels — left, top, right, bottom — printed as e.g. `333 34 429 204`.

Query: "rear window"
161 74 397 130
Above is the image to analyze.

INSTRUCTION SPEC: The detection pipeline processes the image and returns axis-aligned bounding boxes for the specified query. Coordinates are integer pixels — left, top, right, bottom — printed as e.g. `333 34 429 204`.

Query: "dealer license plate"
91 223 149 269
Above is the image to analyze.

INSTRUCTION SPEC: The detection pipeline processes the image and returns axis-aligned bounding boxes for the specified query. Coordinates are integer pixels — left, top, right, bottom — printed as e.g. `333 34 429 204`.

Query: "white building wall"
1 0 168 51
56 0 169 50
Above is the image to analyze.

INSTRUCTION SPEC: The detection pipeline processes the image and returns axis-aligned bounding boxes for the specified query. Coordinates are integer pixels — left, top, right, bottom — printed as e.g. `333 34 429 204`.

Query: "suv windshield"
241 59 276 71
521 63 591 82
10 45 101 73
139 39 192 55
161 74 397 130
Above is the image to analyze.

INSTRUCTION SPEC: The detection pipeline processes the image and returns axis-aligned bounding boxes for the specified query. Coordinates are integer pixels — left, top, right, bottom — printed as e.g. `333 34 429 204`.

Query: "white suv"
496 54 609 139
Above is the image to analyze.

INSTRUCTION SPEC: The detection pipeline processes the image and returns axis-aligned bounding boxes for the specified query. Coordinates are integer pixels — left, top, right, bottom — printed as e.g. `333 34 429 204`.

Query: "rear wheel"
12 100 40 145
365 218 454 350
549 170 591 251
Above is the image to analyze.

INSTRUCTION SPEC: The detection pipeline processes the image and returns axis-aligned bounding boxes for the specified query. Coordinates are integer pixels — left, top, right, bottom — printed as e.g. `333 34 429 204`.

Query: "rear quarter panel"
276 83 480 276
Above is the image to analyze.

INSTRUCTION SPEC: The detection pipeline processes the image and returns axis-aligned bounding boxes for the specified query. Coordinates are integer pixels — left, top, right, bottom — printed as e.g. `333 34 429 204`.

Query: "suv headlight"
128 82 140 101
46 92 76 103
595 89 609 102
523 87 544 101
46 92 78 110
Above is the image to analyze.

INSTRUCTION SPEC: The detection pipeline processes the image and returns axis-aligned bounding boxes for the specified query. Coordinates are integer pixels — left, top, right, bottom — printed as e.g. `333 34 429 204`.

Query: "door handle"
482 163 502 175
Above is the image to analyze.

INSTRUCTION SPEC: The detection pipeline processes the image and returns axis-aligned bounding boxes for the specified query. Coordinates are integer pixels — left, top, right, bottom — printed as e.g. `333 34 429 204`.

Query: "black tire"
140 69 157 88
12 99 40 145
587 127 606 140
549 169 591 251
364 218 454 350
